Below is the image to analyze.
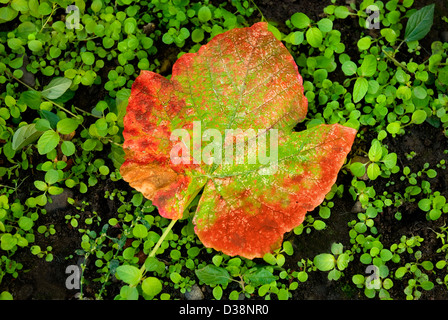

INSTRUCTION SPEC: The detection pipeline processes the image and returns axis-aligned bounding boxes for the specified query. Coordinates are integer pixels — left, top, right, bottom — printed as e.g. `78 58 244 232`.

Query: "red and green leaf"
121 22 357 259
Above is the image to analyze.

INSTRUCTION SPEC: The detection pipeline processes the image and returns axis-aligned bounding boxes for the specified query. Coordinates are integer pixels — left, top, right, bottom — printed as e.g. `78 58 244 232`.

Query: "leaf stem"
395 40 405 54
39 3 58 33
6 70 81 119
140 219 177 274
382 48 410 73
0 184 16 190
73 105 101 118
47 99 80 119
249 0 266 22
149 219 177 258
108 139 123 147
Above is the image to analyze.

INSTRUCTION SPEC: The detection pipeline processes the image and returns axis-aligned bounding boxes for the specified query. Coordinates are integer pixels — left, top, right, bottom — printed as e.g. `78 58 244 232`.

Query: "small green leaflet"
40 110 60 129
41 77 72 100
359 54 377 78
12 123 43 151
353 77 368 103
1 233 17 251
404 4 434 42
290 12 310 29
243 267 276 286
306 27 323 48
37 130 60 155
0 6 18 23
368 140 382 162
115 265 142 286
367 162 380 180
313 253 336 271
195 265 231 285
57 118 79 134
342 61 357 76
352 54 377 103
141 277 162 297
19 91 42 110
411 109 427 124
382 153 397 169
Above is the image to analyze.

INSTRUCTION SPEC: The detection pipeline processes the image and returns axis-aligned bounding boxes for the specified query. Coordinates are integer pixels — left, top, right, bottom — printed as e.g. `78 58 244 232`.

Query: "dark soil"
2 0 448 300
3 176 128 299
257 0 328 24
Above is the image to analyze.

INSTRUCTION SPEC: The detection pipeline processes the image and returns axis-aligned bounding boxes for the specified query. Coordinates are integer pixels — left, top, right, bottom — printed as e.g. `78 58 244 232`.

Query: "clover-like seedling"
418 192 448 221
120 22 356 259
350 139 398 180
313 242 350 281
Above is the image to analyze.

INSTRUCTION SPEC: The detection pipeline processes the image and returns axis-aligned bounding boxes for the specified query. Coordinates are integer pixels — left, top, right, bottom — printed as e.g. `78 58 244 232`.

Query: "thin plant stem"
394 40 405 55
39 3 57 33
73 105 101 118
249 0 266 22
0 184 16 189
149 219 177 258
7 70 82 119
382 48 410 73
139 219 177 275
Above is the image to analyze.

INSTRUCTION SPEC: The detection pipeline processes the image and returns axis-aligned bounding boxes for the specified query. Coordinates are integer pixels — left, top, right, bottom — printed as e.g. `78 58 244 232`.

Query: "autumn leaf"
121 22 356 259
